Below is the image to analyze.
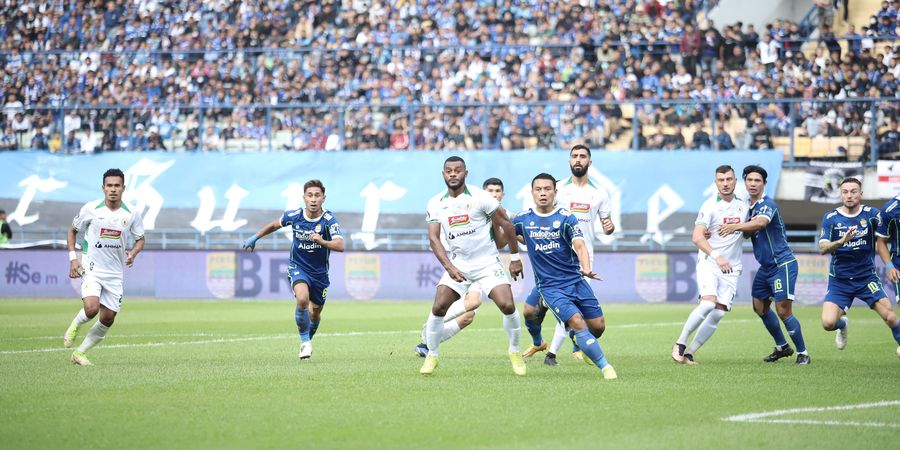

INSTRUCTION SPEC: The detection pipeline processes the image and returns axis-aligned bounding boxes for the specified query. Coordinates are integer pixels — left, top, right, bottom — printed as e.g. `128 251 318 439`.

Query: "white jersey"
73 199 145 277
695 194 748 271
556 176 611 256
426 184 501 268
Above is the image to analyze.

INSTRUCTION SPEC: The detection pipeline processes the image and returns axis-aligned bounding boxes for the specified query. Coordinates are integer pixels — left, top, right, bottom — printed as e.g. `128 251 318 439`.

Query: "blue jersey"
818 206 887 279
280 208 343 283
512 207 584 289
749 195 795 269
880 196 900 261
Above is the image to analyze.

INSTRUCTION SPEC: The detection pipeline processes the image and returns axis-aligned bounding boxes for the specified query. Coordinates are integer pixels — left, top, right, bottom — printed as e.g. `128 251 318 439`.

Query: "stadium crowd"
0 0 898 153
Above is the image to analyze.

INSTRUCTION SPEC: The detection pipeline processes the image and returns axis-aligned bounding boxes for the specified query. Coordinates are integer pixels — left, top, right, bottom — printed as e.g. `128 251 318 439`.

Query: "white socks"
502 311 521 353
77 321 110 353
444 299 469 322
71 309 90 329
677 301 717 345
425 313 444 357
441 320 462 342
549 321 568 354
686 309 725 355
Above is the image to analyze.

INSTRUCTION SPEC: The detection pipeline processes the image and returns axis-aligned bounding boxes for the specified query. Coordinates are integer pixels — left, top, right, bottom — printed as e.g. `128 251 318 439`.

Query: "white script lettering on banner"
641 184 685 245
7 175 67 227
123 158 175 230
351 181 407 250
190 185 249 234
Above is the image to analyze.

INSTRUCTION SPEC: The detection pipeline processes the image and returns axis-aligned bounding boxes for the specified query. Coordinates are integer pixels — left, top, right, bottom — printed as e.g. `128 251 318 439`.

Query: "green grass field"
1 299 898 449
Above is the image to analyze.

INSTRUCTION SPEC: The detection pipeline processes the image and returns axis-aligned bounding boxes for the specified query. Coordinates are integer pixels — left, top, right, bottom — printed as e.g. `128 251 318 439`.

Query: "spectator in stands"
64 130 81 154
146 127 167 152
803 110 826 137
715 123 736 150
880 119 900 155
0 125 16 151
751 119 774 149
691 123 711 149
31 128 49 151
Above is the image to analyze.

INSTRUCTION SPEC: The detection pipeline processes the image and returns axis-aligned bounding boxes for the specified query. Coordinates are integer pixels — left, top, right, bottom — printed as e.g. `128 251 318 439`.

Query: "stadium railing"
1 228 823 253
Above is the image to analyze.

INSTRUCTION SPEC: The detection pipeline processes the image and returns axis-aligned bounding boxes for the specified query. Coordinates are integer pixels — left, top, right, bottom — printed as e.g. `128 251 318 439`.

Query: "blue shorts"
525 286 542 307
539 280 603 324
825 274 887 310
287 265 329 305
752 260 798 302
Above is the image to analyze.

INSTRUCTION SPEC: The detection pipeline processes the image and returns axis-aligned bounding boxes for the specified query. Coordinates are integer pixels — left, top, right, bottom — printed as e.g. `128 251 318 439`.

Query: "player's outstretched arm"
243 219 282 252
573 238 600 280
67 226 83 278
819 225 857 255
693 224 732 274
428 222 464 282
125 237 144 268
490 209 523 279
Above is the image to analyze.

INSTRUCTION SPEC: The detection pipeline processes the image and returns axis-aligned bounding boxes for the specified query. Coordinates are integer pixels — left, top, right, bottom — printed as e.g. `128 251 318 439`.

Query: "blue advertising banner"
1 249 884 305
0 151 782 240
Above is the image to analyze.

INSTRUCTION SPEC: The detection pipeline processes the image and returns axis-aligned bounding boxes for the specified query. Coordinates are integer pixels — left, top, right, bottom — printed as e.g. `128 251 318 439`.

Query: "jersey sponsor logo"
100 228 122 239
448 214 470 227
447 228 477 240
569 202 590 213
528 229 562 240
722 217 741 224
94 241 122 249
329 224 341 235
534 241 561 252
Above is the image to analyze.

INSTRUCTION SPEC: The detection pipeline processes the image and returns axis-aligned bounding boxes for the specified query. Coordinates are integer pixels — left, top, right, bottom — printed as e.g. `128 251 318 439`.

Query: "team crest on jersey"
552 220 561 228
448 214 470 227
315 224 322 233
860 219 868 228
722 217 740 224
570 202 590 213
122 218 128 226
100 228 122 239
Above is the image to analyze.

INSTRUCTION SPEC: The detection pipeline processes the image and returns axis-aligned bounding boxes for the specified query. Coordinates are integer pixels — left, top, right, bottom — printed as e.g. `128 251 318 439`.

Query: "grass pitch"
1 299 898 449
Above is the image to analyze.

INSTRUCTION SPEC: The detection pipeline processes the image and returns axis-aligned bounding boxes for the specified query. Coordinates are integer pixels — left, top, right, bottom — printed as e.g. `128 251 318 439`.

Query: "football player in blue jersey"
818 178 900 356
512 173 617 379
718 165 809 364
879 194 900 311
243 179 344 360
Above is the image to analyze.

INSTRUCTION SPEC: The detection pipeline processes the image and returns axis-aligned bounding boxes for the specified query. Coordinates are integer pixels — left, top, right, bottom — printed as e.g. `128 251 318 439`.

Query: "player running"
522 144 615 366
64 168 146 366
419 156 525 376
818 178 900 356
513 173 617 379
672 165 748 365
243 179 343 360
718 165 809 364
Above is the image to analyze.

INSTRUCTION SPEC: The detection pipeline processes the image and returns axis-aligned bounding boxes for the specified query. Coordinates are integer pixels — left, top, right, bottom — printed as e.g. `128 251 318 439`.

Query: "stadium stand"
0 0 897 155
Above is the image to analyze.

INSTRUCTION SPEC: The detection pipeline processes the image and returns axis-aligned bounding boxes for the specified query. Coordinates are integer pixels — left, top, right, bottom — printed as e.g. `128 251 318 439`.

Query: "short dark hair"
840 177 862 188
715 165 734 175
570 144 591 157
483 177 504 190
444 156 466 167
531 172 557 187
742 165 768 182
102 168 125 184
304 179 325 194
0 209 5 215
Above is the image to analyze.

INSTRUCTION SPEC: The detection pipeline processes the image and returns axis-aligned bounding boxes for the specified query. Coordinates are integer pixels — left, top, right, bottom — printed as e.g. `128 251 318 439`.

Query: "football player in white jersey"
419 156 526 376
64 169 146 366
522 145 615 366
672 165 748 364
414 177 509 357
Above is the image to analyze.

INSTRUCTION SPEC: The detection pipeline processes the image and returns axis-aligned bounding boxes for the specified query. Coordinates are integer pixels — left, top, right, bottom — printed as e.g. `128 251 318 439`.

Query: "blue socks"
295 307 310 342
891 322 900 345
760 309 788 348
310 320 320 340
573 328 608 369
525 318 543 346
782 315 807 353
835 316 847 331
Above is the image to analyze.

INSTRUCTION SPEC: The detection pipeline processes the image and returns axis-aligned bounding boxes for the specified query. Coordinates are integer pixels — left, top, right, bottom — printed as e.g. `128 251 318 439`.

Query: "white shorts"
696 263 740 311
81 273 124 313
439 258 510 299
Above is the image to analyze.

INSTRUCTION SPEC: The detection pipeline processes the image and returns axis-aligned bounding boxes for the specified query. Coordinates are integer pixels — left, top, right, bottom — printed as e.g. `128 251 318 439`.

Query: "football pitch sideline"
1 299 897 449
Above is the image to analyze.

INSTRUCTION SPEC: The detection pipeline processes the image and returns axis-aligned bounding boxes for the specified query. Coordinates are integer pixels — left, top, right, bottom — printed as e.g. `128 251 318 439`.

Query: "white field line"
0 318 808 356
723 400 900 429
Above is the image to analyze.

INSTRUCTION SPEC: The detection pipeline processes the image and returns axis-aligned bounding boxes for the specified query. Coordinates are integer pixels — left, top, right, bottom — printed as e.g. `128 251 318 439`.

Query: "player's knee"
567 316 587 332
83 304 99 318
884 312 899 328
432 303 450 316
821 318 837 331
466 296 482 311
752 300 768 316
99 316 115 327
775 302 793 320
523 305 536 320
